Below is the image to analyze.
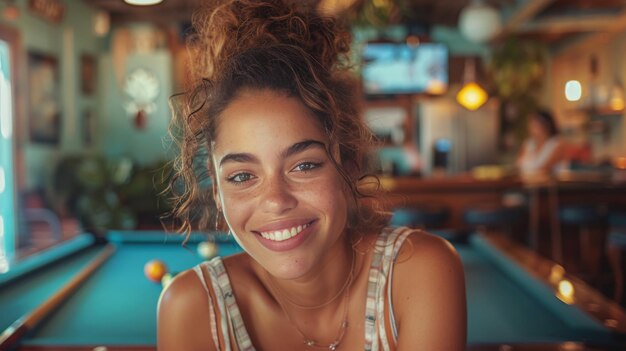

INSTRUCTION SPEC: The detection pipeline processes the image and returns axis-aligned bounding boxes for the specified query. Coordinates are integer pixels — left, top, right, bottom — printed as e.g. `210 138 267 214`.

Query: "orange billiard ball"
144 260 168 283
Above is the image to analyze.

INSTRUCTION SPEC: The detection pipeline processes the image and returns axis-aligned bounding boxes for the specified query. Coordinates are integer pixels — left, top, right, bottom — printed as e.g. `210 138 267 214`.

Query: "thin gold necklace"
272 250 356 310
268 251 355 349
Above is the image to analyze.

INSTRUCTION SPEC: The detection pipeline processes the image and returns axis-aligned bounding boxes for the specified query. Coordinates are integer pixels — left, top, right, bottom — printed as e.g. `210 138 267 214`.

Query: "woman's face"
211 89 349 280
528 116 548 140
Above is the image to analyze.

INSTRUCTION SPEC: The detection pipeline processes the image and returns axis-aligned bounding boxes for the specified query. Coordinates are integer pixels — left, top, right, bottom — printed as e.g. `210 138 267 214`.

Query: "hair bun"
190 0 350 81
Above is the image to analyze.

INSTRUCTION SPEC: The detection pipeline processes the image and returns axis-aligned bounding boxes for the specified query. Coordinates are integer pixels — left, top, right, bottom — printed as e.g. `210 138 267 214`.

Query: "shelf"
569 106 624 118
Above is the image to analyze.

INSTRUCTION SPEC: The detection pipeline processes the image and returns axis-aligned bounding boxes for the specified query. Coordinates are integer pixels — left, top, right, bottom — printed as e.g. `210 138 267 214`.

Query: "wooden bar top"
378 170 626 193
379 174 521 192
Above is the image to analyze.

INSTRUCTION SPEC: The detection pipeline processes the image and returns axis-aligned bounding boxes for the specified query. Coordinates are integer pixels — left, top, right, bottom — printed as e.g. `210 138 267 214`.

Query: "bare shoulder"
157 268 215 351
396 229 461 266
392 230 464 292
392 229 467 350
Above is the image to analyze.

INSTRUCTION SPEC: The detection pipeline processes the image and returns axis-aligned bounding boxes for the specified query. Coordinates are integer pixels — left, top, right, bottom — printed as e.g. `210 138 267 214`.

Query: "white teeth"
260 223 309 242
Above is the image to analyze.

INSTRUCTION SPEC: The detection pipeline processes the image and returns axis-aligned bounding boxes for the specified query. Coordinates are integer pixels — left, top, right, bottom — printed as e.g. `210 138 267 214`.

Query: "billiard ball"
197 241 218 259
144 260 167 283
161 273 173 289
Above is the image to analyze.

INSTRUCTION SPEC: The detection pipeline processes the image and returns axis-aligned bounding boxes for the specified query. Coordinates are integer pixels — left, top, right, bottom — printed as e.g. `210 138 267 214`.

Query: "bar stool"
391 205 450 230
606 212 626 304
559 204 607 281
463 204 524 239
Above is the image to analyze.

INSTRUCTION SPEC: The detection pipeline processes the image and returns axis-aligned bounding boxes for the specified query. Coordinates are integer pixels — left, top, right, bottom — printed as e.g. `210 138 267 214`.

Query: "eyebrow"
218 139 326 168
281 139 326 159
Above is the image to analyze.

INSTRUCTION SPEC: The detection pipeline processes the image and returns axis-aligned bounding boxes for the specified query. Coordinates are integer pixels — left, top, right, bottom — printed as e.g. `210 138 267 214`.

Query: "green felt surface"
460 244 606 344
21 240 242 346
0 246 103 333
5 232 612 347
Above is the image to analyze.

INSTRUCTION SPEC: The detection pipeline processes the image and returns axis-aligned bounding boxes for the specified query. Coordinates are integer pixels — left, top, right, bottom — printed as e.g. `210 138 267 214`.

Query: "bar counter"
378 171 626 260
378 174 522 231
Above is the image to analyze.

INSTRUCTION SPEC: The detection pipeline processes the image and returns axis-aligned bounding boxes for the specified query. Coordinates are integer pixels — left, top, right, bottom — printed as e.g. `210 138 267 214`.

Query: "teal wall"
98 50 173 166
0 0 102 190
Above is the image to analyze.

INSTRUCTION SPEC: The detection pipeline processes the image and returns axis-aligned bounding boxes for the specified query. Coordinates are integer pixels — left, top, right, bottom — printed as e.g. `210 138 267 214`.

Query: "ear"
209 173 222 212
208 156 222 212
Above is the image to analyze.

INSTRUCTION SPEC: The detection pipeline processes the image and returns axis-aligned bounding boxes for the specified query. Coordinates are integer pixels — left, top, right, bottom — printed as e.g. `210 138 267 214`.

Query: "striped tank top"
192 226 413 351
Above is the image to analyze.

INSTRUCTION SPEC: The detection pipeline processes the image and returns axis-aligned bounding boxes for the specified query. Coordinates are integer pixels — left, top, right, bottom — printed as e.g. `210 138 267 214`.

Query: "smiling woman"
158 1 466 350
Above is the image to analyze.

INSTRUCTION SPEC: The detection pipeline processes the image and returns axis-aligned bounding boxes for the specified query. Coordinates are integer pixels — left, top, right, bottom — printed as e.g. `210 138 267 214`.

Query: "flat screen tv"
362 42 448 95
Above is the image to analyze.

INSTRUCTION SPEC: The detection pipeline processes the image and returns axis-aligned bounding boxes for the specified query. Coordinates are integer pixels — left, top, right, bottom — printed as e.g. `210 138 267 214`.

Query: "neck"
534 135 549 145
263 235 356 309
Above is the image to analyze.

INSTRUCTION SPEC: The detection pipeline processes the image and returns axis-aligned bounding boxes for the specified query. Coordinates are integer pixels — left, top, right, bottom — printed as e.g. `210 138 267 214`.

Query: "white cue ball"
197 241 218 259
161 273 173 289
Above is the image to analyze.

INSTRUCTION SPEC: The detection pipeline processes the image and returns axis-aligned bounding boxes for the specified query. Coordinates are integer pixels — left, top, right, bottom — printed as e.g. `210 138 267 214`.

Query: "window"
0 28 17 273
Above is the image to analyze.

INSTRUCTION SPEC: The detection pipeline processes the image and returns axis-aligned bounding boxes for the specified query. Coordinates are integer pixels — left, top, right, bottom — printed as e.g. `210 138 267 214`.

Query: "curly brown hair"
166 0 386 237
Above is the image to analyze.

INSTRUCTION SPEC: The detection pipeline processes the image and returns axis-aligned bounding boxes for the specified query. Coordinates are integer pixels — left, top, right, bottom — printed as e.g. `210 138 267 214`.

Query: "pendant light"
458 0 502 43
124 0 164 6
456 58 488 111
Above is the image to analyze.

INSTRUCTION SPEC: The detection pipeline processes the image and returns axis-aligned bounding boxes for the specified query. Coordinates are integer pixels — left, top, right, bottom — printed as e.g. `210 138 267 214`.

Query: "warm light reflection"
557 279 575 304
456 82 488 111
425 80 446 95
614 157 626 170
611 97 625 111
549 264 565 285
609 83 625 111
565 80 582 102
93 11 110 37
2 4 20 21
406 35 420 47
560 342 584 351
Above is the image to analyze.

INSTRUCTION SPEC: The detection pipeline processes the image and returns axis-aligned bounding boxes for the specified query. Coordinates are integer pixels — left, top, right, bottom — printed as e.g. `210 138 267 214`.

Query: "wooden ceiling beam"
553 8 626 58
518 13 621 34
503 0 556 31
492 0 555 41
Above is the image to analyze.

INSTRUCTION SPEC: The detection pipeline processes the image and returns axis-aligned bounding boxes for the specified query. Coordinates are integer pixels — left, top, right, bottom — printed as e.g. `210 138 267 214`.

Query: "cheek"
219 190 253 230
307 174 349 220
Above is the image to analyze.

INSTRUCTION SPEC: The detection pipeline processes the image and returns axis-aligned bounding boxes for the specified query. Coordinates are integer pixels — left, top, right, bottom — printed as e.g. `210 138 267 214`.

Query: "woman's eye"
293 162 322 172
227 172 254 183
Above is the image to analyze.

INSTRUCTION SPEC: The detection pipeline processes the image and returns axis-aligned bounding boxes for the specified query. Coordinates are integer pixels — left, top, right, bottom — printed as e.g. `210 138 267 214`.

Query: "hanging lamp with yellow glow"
456 58 488 111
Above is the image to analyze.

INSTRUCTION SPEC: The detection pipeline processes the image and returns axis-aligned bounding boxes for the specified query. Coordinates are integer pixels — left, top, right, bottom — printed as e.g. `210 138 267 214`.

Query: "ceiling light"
458 0 502 43
564 80 582 102
456 58 488 111
124 0 164 6
457 82 488 111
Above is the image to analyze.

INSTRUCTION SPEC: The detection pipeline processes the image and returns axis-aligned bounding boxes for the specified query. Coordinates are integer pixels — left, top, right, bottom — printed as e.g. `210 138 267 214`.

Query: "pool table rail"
476 233 626 336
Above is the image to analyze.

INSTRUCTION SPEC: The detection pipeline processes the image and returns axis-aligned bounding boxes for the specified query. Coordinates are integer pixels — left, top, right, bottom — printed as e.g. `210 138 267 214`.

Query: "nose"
259 174 297 214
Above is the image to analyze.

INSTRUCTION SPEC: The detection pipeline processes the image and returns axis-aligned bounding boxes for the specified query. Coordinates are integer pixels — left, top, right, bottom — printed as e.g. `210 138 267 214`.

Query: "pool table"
0 230 624 350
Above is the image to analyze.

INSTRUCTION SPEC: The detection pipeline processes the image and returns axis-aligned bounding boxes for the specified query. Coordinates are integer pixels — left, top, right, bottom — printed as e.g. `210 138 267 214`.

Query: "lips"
252 219 316 252
257 222 311 241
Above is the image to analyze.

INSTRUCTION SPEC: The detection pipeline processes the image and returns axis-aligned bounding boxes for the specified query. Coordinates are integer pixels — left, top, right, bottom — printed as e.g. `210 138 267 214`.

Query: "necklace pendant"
329 341 339 350
304 339 316 347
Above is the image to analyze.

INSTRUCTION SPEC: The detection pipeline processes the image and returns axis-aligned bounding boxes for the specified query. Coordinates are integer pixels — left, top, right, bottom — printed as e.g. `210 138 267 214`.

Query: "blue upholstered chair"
463 204 525 240
607 211 626 304
391 205 450 230
559 204 607 282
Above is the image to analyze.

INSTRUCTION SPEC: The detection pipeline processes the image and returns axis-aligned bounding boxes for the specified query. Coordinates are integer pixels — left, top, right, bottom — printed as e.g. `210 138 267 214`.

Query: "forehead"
213 89 328 153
